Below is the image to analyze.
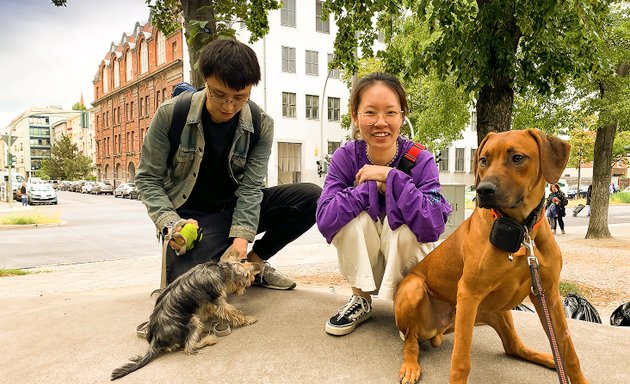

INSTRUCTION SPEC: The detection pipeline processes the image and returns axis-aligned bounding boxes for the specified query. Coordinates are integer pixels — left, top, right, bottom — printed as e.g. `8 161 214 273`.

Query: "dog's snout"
476 181 496 198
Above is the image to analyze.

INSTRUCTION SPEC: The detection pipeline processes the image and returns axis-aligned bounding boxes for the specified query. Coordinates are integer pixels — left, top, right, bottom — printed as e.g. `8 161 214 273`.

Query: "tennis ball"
179 223 199 251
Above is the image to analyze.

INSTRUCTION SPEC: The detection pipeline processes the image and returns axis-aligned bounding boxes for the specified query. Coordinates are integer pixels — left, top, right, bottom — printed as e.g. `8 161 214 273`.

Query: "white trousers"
331 212 435 301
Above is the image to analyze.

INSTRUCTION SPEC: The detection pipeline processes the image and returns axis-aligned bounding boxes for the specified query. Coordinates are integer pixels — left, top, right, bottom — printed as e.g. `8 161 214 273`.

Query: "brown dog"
394 129 588 383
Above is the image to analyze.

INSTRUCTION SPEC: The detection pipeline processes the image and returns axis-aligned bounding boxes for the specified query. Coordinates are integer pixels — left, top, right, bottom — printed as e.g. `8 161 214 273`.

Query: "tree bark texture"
475 84 514 145
182 0 217 88
586 123 616 239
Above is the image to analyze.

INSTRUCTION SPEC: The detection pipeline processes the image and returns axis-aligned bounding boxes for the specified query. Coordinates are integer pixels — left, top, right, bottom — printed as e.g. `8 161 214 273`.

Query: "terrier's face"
220 248 262 295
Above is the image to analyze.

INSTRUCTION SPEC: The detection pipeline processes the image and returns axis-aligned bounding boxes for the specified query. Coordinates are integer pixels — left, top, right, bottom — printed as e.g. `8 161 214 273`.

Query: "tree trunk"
182 0 217 88
476 83 514 145
585 123 616 239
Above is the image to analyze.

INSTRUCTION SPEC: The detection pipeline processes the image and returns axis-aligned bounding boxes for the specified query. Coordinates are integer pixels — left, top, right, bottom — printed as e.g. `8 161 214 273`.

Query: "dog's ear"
473 132 495 188
528 128 571 184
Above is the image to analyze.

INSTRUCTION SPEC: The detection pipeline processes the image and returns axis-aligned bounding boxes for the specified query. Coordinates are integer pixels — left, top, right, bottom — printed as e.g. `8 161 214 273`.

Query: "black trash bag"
563 293 602 324
513 303 535 313
610 302 630 326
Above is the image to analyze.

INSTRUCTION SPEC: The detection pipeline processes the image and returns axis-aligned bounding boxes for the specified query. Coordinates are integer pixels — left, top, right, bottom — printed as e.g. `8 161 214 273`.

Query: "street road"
0 191 326 270
1 191 628 269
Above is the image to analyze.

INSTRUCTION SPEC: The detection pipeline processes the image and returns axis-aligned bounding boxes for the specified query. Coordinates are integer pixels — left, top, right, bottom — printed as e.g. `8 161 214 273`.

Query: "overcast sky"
0 0 150 131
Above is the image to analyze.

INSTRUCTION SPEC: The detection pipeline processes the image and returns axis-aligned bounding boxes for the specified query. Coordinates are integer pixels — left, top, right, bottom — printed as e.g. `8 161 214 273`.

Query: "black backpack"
167 89 262 164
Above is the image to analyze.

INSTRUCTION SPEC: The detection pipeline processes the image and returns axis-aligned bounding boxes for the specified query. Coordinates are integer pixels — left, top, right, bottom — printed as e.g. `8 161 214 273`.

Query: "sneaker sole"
253 281 297 290
325 313 372 336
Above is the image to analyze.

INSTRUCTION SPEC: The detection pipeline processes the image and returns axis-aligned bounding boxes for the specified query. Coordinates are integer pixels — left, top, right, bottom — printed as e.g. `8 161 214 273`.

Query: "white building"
237 1 357 186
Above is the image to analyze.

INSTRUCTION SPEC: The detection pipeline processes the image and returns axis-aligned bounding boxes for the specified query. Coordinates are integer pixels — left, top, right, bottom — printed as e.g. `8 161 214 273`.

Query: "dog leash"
523 231 570 384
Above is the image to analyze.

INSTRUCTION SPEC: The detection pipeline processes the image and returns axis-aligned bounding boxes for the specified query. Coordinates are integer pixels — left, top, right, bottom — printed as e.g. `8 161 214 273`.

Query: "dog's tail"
111 348 160 381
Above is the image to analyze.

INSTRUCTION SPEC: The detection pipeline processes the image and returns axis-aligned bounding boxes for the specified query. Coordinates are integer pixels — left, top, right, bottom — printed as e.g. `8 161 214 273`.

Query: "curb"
0 220 67 230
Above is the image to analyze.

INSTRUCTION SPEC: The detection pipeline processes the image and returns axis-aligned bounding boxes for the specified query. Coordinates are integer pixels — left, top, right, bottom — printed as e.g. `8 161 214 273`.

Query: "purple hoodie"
316 137 452 244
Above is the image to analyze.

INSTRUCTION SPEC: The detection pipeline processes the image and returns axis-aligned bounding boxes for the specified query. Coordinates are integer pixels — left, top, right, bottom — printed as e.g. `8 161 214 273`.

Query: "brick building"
92 21 188 186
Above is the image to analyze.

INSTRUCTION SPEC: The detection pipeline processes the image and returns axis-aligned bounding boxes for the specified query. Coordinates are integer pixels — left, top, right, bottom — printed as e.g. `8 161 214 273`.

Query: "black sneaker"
325 295 372 336
252 261 296 290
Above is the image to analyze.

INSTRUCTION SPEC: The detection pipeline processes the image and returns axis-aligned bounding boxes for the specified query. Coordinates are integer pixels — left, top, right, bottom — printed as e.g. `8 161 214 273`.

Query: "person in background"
316 72 452 336
586 184 593 217
20 182 27 206
546 183 568 234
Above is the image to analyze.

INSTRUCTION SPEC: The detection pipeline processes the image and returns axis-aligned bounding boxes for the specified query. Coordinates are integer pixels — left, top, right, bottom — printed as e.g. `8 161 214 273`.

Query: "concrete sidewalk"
1 253 629 383
1 199 629 383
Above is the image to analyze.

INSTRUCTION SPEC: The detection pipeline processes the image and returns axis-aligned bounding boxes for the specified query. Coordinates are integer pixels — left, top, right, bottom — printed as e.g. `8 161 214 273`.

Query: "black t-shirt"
180 107 239 212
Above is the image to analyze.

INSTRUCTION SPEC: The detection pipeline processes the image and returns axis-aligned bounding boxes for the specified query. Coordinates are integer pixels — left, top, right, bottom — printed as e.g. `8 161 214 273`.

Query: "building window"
156 90 161 110
140 39 148 74
378 30 385 43
282 46 296 73
327 97 340 121
455 148 465 172
125 51 132 82
470 110 477 131
113 60 120 88
315 1 329 33
327 141 341 155
327 54 339 79
281 0 296 27
282 92 296 118
157 31 166 65
470 148 476 173
439 148 449 171
145 95 150 116
305 95 319 120
172 42 177 59
102 67 109 94
305 50 319 76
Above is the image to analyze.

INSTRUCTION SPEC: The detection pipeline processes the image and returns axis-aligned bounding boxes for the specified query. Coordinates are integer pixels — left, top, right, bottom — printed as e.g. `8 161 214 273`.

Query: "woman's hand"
355 164 392 187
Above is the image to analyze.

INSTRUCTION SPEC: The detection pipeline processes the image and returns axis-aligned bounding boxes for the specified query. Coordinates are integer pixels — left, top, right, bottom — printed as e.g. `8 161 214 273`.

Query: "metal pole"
6 124 14 208
320 68 333 174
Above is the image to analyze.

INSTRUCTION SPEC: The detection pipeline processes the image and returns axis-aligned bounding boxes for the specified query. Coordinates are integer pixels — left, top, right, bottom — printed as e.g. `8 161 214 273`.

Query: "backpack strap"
247 101 261 154
168 94 262 164
168 91 194 164
397 142 425 174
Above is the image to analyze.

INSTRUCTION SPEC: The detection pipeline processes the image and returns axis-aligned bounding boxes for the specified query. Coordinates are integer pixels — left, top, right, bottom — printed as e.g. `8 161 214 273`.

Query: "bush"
0 212 60 225
611 191 630 204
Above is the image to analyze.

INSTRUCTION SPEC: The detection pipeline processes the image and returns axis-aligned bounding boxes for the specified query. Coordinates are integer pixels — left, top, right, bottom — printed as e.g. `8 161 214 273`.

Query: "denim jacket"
135 90 273 242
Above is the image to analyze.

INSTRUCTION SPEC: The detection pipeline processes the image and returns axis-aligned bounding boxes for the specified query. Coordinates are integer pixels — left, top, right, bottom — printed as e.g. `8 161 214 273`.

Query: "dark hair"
198 38 261 90
550 183 560 192
349 72 409 118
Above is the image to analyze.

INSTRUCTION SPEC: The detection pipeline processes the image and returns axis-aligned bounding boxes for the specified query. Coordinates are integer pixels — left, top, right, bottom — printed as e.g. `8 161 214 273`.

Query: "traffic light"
435 151 442 164
7 153 13 166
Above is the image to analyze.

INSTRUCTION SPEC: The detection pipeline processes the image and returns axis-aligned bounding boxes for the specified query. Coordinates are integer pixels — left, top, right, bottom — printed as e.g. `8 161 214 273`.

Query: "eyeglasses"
358 110 404 126
206 87 250 107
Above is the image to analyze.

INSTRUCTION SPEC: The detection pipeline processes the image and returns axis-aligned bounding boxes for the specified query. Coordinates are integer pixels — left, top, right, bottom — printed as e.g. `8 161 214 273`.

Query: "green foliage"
145 0 281 86
611 191 630 203
512 89 578 136
40 135 94 180
559 280 584 296
567 125 596 169
613 130 630 158
0 269 31 277
0 212 61 225
72 102 87 111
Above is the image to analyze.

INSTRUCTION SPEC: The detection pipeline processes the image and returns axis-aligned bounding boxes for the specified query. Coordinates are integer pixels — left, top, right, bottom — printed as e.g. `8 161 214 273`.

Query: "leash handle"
525 236 570 384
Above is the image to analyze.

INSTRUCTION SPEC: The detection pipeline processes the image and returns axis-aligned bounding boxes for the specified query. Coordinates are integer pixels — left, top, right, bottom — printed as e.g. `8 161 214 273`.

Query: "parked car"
81 181 96 194
27 184 58 205
92 181 114 195
567 185 588 199
113 183 137 198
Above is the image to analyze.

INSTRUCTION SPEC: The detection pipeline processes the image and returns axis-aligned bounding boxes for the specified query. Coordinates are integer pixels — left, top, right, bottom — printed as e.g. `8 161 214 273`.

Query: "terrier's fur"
111 250 261 381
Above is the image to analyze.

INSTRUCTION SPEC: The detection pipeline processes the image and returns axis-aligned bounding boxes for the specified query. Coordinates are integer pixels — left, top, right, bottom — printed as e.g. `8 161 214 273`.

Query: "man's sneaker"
325 295 372 336
253 261 296 290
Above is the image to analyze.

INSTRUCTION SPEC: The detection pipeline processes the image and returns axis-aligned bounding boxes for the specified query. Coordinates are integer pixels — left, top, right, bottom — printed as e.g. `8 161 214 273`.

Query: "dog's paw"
399 362 422 384
242 316 257 326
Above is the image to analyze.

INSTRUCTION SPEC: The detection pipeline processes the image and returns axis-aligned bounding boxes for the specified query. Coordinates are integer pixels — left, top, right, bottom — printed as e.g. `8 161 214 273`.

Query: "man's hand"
232 237 249 260
168 218 199 251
